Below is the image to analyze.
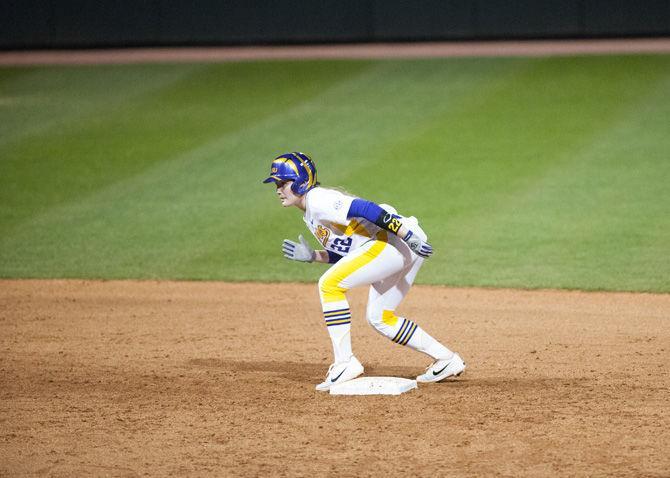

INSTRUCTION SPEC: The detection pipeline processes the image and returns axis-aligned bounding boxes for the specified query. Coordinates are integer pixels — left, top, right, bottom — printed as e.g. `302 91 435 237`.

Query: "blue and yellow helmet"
262 152 319 196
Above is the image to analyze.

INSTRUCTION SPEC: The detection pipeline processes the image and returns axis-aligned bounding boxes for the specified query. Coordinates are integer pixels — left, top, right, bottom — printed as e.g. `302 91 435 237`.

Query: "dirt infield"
1 280 668 477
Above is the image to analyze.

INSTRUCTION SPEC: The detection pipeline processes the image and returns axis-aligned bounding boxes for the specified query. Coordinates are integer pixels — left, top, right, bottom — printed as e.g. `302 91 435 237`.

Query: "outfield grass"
1 55 669 292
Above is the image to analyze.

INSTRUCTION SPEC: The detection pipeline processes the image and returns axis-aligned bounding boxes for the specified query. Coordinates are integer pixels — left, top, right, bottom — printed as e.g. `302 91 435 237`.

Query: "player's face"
276 180 301 207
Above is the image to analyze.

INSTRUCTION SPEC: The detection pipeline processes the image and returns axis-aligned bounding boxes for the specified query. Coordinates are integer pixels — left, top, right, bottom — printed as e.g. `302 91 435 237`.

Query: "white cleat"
315 356 364 392
416 353 466 383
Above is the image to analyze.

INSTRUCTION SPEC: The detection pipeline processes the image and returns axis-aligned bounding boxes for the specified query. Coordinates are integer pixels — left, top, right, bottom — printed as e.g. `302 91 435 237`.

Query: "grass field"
1 55 669 291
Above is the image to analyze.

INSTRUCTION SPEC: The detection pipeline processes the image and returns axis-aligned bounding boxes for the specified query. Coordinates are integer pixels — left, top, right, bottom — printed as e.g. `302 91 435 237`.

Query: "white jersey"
303 187 409 258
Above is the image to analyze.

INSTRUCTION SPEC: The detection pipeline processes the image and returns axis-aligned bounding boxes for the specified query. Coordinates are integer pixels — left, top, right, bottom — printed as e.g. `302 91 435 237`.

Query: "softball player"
263 152 465 391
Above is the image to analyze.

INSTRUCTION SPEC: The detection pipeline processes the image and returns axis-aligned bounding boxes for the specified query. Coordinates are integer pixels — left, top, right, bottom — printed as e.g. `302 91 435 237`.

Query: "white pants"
318 223 427 345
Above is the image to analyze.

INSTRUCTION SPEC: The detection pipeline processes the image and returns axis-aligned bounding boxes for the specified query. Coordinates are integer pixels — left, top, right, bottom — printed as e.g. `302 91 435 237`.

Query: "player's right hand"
403 231 433 258
282 235 315 262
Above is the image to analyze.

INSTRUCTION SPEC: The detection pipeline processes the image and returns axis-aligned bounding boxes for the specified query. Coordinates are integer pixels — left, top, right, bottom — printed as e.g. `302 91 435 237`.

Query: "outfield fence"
2 0 670 50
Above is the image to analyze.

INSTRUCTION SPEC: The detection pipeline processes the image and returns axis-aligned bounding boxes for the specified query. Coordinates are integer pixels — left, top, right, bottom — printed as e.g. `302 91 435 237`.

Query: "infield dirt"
1 280 668 477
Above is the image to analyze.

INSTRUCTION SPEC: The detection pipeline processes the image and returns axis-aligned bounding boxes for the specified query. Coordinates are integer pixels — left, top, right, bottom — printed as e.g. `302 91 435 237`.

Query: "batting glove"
282 235 315 262
403 230 433 258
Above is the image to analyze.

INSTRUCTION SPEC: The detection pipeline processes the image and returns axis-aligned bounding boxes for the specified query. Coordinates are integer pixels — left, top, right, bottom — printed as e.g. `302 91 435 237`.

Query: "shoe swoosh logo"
330 368 346 383
432 362 451 376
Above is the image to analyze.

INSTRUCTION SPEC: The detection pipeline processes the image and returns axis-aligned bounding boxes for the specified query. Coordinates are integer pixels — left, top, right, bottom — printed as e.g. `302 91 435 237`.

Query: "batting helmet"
262 152 319 196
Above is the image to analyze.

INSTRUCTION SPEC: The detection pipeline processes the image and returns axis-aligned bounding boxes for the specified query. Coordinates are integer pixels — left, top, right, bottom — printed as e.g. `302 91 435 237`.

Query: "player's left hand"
404 232 433 258
282 235 315 262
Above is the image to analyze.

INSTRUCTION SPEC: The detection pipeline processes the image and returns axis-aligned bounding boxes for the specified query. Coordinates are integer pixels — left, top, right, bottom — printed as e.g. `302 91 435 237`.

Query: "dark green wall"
2 0 669 49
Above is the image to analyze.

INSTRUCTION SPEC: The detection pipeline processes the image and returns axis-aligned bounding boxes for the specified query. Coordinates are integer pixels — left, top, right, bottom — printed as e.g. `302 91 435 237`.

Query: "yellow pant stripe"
382 310 399 326
320 240 387 303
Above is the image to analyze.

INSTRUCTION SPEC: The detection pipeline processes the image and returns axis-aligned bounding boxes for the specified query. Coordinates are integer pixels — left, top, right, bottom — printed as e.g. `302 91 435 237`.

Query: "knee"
318 273 347 303
366 307 399 334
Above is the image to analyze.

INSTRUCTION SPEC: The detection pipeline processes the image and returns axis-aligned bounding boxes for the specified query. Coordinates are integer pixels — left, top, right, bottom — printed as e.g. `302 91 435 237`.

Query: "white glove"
282 235 315 262
403 231 433 258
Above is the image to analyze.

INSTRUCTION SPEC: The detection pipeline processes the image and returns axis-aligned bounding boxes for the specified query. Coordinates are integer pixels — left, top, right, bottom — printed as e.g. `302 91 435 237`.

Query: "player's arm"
347 199 433 258
313 250 343 264
282 236 343 264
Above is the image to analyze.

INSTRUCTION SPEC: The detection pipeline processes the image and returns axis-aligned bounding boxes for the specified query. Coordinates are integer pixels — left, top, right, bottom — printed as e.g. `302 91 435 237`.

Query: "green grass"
1 55 669 292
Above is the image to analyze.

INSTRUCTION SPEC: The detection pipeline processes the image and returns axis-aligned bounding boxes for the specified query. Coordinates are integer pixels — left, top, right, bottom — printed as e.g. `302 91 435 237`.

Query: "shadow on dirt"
187 358 600 391
187 358 424 382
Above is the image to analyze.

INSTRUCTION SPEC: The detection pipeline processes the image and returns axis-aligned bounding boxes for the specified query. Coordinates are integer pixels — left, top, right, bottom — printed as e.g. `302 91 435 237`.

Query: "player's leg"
365 247 466 381
365 256 452 358
315 239 404 390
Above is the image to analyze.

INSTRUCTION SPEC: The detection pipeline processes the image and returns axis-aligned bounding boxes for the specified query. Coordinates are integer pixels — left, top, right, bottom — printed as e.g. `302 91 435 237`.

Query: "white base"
329 376 417 396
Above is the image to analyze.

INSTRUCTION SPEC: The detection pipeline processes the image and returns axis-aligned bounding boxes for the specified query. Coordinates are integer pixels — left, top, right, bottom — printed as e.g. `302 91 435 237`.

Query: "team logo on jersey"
315 225 331 247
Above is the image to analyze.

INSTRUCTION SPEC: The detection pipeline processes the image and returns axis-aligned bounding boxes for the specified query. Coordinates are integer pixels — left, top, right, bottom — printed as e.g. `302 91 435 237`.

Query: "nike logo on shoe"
330 368 346 383
432 362 450 376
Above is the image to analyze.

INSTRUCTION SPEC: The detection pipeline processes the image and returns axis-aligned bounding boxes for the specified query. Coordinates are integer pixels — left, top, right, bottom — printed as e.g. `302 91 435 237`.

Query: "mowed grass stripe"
0 56 668 291
0 61 374 277
0 64 200 147
324 56 670 291
413 55 670 291
0 62 368 232
1 59 513 279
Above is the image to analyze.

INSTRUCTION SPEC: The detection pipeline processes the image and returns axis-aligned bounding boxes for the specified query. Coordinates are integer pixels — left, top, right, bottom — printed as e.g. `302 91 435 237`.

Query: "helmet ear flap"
290 152 317 196
290 180 303 195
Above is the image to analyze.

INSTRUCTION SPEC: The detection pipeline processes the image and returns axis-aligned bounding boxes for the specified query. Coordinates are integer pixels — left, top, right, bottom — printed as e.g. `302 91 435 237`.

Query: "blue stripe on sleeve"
347 198 384 222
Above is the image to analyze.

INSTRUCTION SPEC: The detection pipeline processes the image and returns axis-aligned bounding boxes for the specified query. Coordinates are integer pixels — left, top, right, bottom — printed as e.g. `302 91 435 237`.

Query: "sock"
323 303 353 364
389 316 453 360
406 326 454 360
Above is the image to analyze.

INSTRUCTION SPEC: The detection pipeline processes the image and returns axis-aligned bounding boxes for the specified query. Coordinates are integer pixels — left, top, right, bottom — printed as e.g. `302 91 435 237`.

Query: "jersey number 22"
332 237 352 254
